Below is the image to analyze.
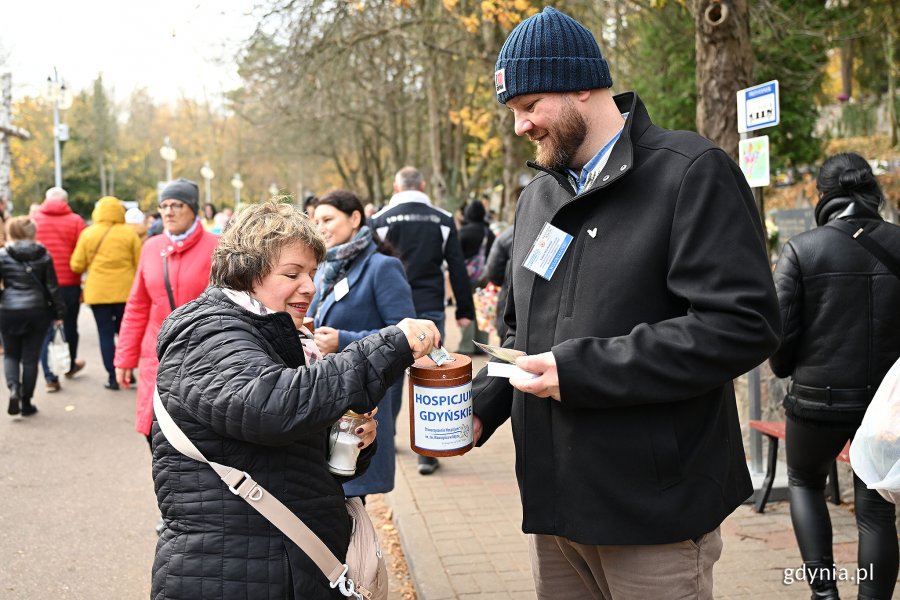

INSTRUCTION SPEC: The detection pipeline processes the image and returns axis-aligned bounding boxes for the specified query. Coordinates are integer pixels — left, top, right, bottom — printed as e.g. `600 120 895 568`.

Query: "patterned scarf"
317 225 373 306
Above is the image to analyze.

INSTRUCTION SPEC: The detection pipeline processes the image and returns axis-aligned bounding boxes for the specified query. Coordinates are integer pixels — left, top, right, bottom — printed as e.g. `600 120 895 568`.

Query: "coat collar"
313 242 377 324
204 287 306 368
527 91 647 201
159 221 208 256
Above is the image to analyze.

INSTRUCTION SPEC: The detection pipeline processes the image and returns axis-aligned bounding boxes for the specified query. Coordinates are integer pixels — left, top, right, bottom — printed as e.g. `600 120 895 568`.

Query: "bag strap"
152 388 368 599
162 254 177 311
828 219 900 280
87 224 115 268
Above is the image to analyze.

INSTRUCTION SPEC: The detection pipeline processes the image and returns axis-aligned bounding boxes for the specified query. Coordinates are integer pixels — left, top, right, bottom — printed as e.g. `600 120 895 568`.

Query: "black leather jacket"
769 199 900 427
0 241 65 318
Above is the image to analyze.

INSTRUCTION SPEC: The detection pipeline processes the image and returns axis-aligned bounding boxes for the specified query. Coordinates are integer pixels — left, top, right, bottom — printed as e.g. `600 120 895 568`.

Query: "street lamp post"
46 69 72 188
231 173 243 209
200 162 215 205
159 137 177 182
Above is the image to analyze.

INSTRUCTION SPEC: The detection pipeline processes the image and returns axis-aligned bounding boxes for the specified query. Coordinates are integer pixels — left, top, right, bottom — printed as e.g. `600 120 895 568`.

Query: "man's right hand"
473 414 483 445
115 367 133 390
456 318 472 328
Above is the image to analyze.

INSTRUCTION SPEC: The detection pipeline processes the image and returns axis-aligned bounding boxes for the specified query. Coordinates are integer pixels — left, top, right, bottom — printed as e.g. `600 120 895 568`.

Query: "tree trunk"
840 38 854 101
0 74 11 211
425 60 447 204
692 0 752 160
887 3 898 149
500 109 518 224
99 159 108 197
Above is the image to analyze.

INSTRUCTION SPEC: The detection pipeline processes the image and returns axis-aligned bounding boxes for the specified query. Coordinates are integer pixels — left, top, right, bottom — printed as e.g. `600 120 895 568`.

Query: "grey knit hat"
494 7 613 104
160 178 200 215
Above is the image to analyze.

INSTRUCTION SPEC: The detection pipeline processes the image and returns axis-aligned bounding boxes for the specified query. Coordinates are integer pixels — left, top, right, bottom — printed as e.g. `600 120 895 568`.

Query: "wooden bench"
749 420 851 513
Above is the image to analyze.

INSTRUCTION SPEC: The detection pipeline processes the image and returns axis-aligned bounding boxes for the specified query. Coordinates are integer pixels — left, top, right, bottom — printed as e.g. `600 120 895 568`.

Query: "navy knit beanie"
160 178 200 216
495 7 613 104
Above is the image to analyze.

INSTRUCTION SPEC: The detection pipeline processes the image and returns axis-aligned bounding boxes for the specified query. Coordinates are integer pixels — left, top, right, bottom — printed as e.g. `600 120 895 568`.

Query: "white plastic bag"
47 325 71 376
850 356 900 504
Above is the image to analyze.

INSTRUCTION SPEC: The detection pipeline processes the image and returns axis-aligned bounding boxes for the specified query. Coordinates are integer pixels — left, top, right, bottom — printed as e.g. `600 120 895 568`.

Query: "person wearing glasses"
114 179 219 450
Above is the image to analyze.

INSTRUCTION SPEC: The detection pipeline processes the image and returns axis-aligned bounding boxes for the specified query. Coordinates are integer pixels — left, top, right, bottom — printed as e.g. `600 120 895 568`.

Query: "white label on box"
412 382 473 452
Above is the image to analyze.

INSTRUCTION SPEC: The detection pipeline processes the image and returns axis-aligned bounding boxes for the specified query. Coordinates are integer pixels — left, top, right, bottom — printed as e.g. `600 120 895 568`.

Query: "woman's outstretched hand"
396 318 441 359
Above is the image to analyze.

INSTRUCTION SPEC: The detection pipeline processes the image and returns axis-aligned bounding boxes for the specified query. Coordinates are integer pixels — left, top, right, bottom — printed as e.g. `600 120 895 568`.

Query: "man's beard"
532 99 588 171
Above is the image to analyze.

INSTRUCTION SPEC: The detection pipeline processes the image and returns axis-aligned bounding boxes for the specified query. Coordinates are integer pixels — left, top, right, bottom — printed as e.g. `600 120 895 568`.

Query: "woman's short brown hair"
6 216 37 241
210 199 325 291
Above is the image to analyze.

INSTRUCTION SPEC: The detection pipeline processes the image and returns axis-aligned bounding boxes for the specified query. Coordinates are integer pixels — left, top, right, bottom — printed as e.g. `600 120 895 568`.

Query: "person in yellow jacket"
70 196 143 390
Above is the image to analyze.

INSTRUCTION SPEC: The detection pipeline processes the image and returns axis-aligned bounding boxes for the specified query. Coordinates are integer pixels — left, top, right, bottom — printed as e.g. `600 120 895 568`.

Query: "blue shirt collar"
566 127 623 194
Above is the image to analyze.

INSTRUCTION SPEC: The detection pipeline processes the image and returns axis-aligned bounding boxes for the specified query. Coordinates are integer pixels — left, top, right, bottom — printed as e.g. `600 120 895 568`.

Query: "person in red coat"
32 187 86 392
114 179 218 445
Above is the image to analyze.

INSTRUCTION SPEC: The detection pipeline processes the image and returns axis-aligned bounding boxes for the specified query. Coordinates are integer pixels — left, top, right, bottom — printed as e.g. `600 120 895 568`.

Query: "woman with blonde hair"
152 199 439 599
0 216 65 416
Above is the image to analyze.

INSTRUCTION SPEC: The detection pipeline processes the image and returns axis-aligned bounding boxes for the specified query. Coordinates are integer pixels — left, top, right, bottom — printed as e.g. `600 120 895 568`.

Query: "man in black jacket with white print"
471 7 781 599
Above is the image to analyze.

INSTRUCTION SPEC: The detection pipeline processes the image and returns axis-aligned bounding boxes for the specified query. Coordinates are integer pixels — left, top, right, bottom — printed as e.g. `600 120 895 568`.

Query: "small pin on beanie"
160 178 200 216
494 7 613 104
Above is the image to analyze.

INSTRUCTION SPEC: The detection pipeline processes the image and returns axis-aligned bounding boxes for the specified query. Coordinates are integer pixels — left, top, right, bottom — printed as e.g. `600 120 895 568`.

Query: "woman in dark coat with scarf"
309 190 416 499
769 152 900 600
0 216 65 416
151 200 439 599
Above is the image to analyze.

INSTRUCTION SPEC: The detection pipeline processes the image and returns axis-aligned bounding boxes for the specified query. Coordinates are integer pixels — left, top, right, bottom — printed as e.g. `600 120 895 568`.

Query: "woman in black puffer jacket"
0 216 65 416
152 200 440 599
769 153 900 600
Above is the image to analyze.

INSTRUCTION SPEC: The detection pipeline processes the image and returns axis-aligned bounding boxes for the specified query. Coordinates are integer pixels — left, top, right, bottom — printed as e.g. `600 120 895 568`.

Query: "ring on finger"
416 332 427 341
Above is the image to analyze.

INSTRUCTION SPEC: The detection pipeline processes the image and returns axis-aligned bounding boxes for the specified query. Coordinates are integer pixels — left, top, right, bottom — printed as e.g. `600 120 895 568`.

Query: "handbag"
473 282 499 335
47 324 71 375
153 388 388 600
465 226 490 284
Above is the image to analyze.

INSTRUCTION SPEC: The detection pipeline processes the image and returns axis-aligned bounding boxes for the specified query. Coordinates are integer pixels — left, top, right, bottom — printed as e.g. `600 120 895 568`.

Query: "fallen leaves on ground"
365 493 417 600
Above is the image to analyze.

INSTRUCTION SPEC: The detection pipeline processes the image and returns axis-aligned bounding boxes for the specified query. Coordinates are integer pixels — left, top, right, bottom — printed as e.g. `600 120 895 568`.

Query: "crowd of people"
0 6 897 600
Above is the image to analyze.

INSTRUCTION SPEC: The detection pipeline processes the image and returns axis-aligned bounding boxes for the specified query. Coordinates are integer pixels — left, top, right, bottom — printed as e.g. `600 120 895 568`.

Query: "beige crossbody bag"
153 388 387 600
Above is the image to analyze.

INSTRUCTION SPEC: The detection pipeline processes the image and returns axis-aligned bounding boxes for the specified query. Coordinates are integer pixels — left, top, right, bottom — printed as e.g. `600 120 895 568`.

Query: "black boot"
805 560 840 600
20 397 37 417
7 383 20 415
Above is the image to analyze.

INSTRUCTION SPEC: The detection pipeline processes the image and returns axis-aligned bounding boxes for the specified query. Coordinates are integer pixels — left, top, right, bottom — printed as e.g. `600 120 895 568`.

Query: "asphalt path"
0 308 156 599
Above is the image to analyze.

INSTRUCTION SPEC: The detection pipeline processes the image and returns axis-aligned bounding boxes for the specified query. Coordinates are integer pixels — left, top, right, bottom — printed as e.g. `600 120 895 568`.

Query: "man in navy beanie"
471 7 781 598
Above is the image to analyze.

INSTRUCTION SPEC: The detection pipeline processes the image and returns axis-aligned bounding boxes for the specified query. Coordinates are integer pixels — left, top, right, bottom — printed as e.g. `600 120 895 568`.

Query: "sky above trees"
0 0 258 104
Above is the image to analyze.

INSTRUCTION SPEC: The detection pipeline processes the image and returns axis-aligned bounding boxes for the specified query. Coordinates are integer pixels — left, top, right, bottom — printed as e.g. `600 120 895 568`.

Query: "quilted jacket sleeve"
165 316 414 446
768 240 803 378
